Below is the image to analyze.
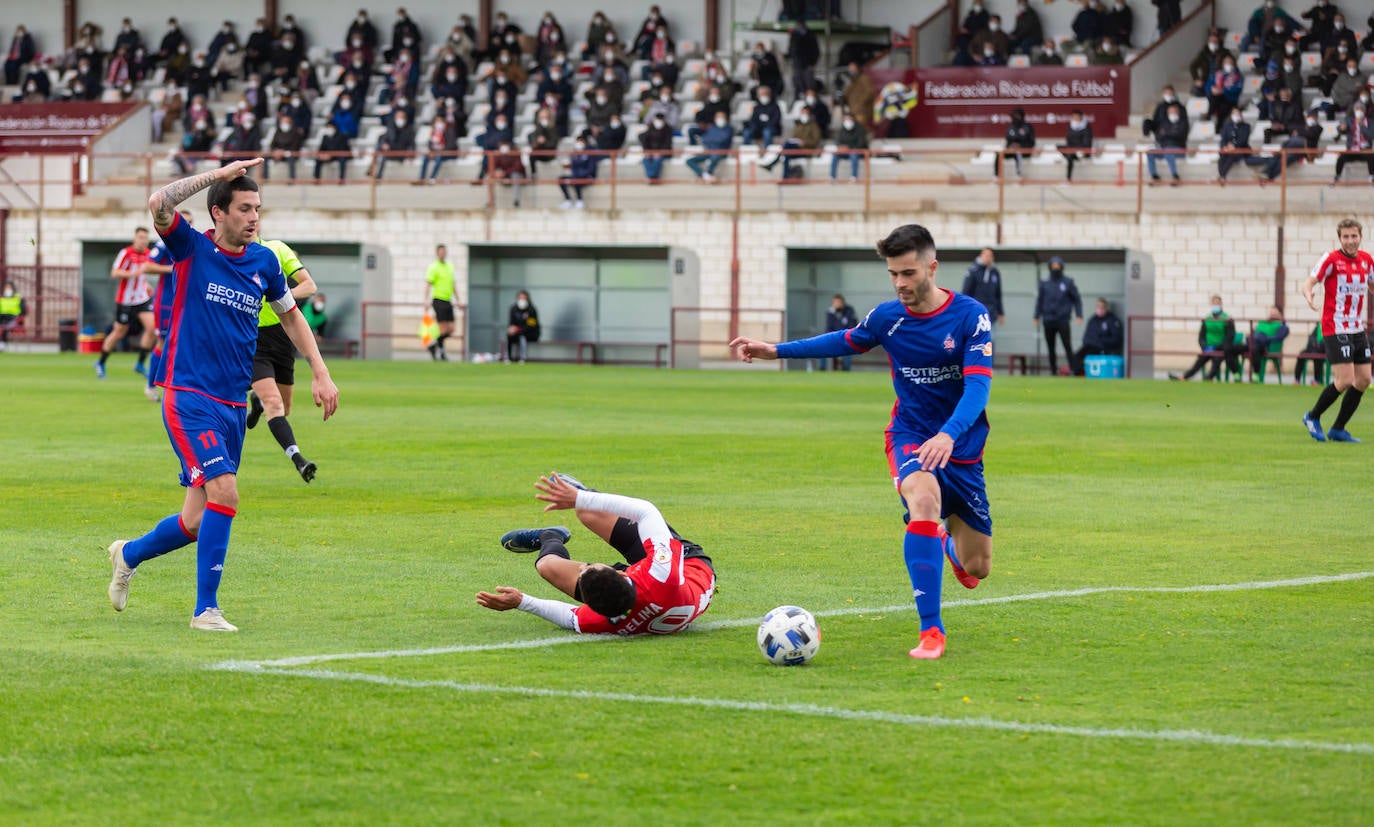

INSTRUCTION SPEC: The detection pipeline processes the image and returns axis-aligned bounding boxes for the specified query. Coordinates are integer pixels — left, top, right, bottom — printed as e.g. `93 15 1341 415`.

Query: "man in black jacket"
961 249 1005 331
1034 257 1083 376
996 107 1035 177
1147 103 1188 184
1059 109 1094 181
788 21 820 102
1073 298 1125 375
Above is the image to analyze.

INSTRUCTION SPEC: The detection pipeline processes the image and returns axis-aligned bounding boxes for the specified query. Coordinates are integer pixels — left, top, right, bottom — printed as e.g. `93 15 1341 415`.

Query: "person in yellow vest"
423 243 456 360
0 281 25 351
245 235 320 482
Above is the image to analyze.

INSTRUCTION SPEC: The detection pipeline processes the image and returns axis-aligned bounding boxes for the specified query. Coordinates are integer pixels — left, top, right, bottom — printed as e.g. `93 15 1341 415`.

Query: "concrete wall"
5 204 1346 372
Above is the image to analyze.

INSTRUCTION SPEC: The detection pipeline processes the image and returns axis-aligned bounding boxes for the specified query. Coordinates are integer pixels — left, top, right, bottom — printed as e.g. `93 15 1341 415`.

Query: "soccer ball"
757 605 821 666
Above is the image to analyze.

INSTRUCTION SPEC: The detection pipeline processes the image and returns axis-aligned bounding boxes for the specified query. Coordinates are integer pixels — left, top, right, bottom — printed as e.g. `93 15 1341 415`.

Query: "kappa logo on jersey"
942 334 956 351
975 313 992 335
189 465 202 481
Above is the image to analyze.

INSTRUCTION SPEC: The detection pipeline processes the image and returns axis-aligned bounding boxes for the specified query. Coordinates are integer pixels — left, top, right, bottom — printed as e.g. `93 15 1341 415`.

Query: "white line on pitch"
213 664 1374 757
211 570 1374 671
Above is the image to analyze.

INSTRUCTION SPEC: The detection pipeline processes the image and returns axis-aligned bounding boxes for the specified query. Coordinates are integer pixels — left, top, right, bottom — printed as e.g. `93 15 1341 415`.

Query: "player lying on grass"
477 473 716 635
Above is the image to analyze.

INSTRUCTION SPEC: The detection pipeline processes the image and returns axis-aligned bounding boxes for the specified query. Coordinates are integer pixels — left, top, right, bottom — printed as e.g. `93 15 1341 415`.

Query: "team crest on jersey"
942 334 956 351
252 274 264 289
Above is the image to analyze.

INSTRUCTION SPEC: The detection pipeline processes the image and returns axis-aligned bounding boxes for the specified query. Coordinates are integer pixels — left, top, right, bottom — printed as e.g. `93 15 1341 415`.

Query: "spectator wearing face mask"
1361 12 1374 51
1105 0 1134 47
537 65 574 127
475 115 514 180
1072 0 1105 48
590 66 626 110
1299 0 1338 52
175 119 215 175
969 15 1011 64
996 107 1036 178
640 113 675 183
114 18 143 58
528 109 561 180
264 115 305 182
1217 109 1253 182
799 88 831 137
186 51 214 99
315 122 353 182
1147 103 1188 184
687 112 735 182
245 18 274 78
330 95 360 139
764 104 823 180
1318 40 1353 96
214 42 246 92
586 86 620 132
953 0 990 66
220 112 263 170
596 114 627 152
291 63 322 106
1242 0 1302 55
347 9 380 53
281 16 309 65
559 138 601 208
488 88 517 131
644 87 682 134
831 112 869 182
1260 18 1301 67
1332 103 1374 183
689 86 729 145
584 12 617 61
270 32 301 82
1057 109 1094 182
1265 86 1303 141
381 49 420 105
842 61 875 132
275 91 309 138
339 30 374 75
1091 36 1124 65
1332 58 1368 113
415 115 459 183
487 13 523 61
1010 1 1044 55
166 39 192 86
15 62 51 102
749 42 784 100
742 88 782 147
207 21 238 67
536 12 566 68
1190 31 1232 97
153 18 185 70
1033 39 1064 65
1144 86 1186 140
633 6 670 60
487 140 527 207
302 292 328 340
386 7 423 64
372 110 415 178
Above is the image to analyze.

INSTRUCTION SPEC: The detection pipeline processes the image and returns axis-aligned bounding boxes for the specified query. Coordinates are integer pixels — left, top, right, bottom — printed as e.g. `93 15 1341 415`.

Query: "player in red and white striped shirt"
1301 218 1374 442
95 227 159 380
478 474 716 636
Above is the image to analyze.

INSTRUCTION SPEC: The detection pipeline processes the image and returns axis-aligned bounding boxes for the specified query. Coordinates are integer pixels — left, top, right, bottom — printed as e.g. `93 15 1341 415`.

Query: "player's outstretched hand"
728 337 778 363
313 374 340 421
534 472 579 511
216 157 264 181
476 586 523 611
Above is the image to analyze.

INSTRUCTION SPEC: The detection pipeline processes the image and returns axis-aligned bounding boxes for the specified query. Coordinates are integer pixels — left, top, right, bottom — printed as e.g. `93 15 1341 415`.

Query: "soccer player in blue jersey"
141 210 191 402
729 224 993 660
106 158 339 632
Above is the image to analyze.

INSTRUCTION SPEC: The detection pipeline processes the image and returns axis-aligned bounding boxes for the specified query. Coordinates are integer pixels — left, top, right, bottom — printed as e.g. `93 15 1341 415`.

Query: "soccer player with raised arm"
246 235 321 482
106 158 339 632
1301 218 1374 443
477 473 716 636
729 224 993 660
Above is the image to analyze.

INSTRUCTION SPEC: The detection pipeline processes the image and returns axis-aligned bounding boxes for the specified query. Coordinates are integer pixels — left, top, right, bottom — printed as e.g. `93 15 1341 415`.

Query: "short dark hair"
207 176 259 223
875 224 936 260
134 226 149 235
578 566 636 618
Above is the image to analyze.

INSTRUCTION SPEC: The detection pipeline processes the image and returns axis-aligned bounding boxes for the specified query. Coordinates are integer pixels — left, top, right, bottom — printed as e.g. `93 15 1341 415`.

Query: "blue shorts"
885 429 993 536
162 388 245 488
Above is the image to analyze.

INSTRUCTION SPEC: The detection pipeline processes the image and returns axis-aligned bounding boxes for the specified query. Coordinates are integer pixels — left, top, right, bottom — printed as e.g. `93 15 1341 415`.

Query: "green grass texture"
1 354 1370 826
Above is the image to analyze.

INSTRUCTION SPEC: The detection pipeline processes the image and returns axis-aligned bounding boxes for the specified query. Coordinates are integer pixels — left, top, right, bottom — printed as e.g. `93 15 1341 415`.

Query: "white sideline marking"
212 664 1374 757
213 571 1374 670
209 571 1374 756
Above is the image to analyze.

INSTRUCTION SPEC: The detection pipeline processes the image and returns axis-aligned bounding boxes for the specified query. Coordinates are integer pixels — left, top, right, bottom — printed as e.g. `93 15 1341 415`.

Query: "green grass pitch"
1 353 1370 826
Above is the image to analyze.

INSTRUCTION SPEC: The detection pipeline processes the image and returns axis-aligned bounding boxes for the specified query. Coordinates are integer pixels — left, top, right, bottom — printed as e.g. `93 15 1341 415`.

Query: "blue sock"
904 520 944 633
123 514 196 568
942 528 964 570
195 504 235 615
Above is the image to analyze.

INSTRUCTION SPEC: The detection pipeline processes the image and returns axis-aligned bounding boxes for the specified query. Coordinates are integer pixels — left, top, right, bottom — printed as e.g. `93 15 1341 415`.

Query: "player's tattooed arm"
148 158 262 231
148 169 218 231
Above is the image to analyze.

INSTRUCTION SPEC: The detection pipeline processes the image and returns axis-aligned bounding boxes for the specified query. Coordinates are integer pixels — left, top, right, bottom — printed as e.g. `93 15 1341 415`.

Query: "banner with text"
868 67 1130 140
0 103 140 153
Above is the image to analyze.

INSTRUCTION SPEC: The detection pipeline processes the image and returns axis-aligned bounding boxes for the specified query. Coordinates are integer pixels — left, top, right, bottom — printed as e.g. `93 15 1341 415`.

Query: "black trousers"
1042 319 1072 373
